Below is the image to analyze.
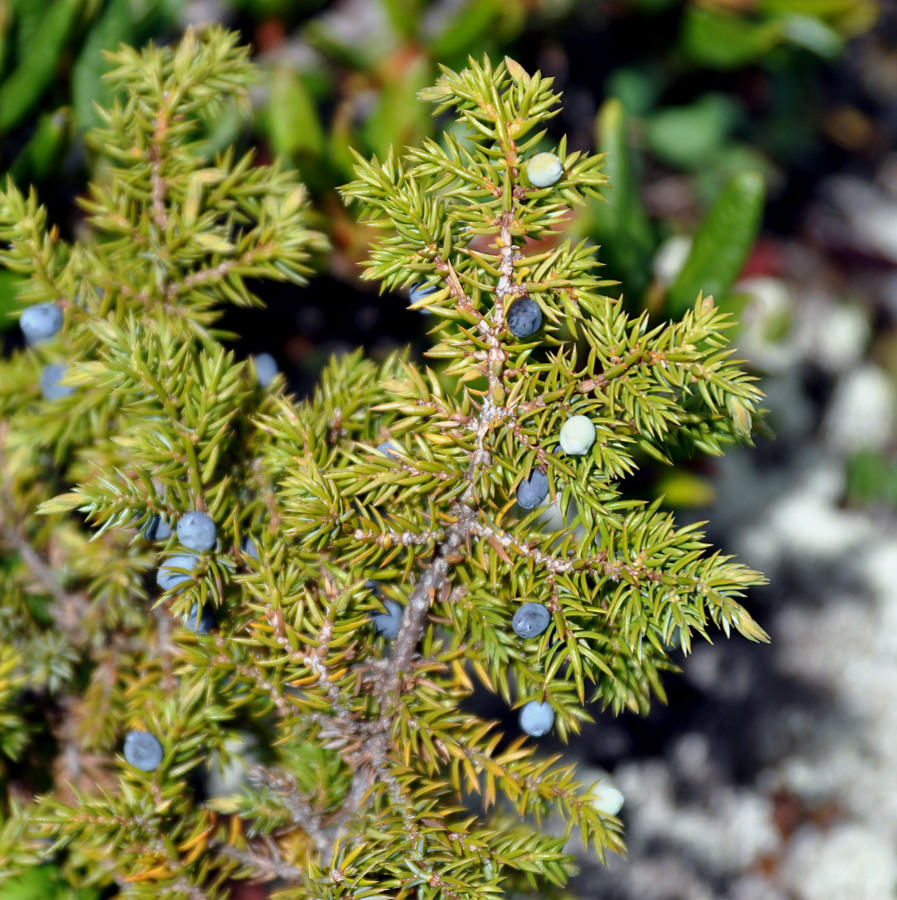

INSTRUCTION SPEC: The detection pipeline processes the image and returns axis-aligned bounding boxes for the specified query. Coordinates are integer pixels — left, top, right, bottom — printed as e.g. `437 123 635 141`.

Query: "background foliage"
0 0 883 339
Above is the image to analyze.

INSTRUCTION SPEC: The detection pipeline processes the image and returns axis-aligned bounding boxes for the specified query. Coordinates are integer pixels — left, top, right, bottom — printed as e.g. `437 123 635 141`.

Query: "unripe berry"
123 730 164 771
371 599 403 639
253 353 278 387
559 415 596 455
512 602 551 638
156 553 199 592
183 601 215 634
20 302 63 344
39 363 74 401
177 511 216 552
507 298 542 339
589 781 625 816
526 152 563 188
519 700 555 737
516 469 549 510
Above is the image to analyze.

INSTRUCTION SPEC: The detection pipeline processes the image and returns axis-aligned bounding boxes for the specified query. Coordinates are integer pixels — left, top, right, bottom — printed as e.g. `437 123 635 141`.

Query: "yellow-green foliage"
0 31 766 900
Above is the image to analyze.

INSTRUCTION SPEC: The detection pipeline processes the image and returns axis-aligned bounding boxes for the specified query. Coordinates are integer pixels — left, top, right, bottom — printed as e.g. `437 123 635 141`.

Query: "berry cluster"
510 602 556 736
153 513 260 636
19 302 76 402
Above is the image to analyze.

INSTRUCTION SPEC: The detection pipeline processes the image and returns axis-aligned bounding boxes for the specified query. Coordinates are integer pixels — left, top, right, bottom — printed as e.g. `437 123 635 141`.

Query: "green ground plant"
0 28 767 900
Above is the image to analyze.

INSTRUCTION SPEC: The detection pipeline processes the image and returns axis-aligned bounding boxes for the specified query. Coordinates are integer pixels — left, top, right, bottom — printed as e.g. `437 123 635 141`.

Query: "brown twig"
0 516 92 645
246 765 330 855
215 840 304 883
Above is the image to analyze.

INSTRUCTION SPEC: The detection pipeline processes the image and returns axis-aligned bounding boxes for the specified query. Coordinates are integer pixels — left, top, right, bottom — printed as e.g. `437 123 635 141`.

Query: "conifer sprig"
0 35 766 900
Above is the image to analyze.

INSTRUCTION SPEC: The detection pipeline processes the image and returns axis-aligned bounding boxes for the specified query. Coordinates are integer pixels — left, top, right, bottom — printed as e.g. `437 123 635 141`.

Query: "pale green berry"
526 152 563 188
589 780 625 816
559 415 596 455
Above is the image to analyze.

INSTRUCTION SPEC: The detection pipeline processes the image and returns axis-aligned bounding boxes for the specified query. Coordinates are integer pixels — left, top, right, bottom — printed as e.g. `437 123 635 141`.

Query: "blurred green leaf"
846 450 897 508
361 55 432 158
692 143 773 205
626 0 679 10
589 98 655 303
72 0 135 132
682 6 782 69
656 470 716 508
605 65 662 118
0 0 83 133
0 1 12 82
193 104 244 161
226 0 323 15
644 93 741 169
305 14 393 70
263 65 326 164
9 108 71 184
779 12 843 56
429 0 502 62
0 865 101 900
666 170 765 317
326 101 361 184
135 0 191 31
379 0 422 41
760 0 847 10
761 0 878 31
0 268 23 332
9 0 43 65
